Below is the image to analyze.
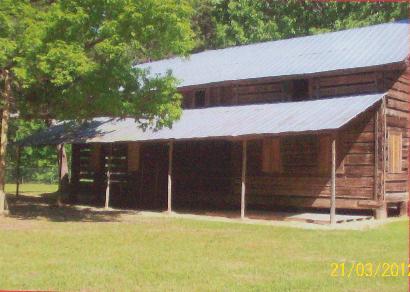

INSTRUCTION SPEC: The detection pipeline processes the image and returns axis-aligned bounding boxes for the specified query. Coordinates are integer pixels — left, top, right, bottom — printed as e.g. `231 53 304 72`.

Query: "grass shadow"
6 193 136 223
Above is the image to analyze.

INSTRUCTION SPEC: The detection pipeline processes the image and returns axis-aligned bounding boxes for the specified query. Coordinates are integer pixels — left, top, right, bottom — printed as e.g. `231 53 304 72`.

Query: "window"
292 79 309 101
388 131 402 173
194 90 206 108
261 138 282 173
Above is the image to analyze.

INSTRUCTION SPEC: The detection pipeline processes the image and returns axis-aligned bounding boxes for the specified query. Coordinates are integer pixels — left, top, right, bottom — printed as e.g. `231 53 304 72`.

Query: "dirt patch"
0 194 406 231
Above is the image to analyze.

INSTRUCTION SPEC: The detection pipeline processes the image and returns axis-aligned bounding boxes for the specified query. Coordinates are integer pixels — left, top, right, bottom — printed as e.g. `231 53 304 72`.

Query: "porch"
16 93 390 224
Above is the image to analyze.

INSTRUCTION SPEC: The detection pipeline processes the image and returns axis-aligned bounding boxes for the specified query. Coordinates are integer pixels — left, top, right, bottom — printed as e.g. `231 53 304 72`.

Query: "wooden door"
139 143 168 210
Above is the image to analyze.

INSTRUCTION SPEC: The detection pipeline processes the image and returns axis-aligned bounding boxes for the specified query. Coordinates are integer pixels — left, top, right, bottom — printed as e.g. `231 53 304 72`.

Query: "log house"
18 21 410 222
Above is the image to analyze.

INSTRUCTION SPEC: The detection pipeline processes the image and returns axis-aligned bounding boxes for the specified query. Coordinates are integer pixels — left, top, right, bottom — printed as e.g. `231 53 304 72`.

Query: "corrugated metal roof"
18 93 384 146
138 21 409 88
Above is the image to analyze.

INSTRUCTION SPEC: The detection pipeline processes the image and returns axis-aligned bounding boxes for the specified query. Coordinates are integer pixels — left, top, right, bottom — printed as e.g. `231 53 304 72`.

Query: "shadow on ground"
5 193 135 223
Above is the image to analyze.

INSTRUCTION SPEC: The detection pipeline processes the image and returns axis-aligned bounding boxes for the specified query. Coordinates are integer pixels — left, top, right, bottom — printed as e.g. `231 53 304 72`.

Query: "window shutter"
388 131 402 173
128 143 140 172
262 138 282 173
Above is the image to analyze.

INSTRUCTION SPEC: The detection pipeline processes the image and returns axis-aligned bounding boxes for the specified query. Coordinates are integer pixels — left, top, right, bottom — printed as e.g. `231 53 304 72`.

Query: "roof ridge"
139 20 407 66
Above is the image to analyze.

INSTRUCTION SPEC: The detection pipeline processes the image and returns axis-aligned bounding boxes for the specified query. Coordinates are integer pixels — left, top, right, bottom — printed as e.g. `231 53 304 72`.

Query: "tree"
190 0 408 50
0 0 195 213
7 119 61 184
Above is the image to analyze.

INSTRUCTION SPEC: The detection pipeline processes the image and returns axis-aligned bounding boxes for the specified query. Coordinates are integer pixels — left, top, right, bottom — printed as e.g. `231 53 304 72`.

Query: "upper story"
139 20 409 109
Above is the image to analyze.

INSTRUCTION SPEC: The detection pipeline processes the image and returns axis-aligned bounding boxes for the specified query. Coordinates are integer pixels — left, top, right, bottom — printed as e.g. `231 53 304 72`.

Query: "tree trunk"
0 70 11 214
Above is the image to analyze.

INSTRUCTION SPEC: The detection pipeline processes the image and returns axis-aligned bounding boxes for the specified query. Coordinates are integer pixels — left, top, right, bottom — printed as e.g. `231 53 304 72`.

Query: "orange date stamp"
330 262 409 277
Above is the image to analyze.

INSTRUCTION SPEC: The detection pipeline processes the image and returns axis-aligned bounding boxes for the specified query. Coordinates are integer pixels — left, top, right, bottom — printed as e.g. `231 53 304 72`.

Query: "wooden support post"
374 98 388 219
375 203 387 219
15 146 21 197
241 140 247 219
57 144 63 205
330 136 336 225
105 144 112 209
167 141 173 213
374 110 379 200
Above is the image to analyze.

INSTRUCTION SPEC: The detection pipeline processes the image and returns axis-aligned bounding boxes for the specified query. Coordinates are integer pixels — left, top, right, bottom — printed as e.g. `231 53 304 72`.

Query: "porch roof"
18 93 384 146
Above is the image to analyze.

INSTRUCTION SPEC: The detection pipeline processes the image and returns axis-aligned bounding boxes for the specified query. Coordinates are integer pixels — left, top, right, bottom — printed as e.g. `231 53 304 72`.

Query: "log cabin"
18 20 410 223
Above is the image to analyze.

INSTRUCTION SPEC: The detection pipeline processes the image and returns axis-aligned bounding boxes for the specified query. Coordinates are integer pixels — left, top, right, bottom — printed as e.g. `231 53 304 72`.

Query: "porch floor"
174 209 373 225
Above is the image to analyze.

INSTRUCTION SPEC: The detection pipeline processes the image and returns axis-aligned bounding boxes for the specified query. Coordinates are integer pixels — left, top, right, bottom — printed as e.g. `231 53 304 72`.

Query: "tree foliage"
2 0 195 127
190 1 408 50
7 119 61 183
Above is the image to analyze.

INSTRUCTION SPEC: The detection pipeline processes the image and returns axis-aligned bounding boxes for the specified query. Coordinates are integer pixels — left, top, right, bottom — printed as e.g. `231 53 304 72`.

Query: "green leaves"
38 41 96 86
191 0 408 50
1 0 194 129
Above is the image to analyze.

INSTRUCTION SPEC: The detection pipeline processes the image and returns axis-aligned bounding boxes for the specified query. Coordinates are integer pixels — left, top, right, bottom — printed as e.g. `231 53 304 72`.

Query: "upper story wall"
179 67 404 109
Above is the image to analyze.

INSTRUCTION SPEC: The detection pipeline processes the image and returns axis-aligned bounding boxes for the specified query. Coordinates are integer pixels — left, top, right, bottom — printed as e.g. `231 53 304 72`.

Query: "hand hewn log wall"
383 70 409 202
180 68 403 107
68 67 408 211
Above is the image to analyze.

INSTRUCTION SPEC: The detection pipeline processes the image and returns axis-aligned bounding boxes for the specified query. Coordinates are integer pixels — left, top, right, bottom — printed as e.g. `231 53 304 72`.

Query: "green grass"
5 183 58 196
0 184 408 291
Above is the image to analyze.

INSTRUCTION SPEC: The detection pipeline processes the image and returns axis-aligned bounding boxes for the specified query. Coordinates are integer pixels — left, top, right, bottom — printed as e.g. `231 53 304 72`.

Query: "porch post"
330 136 336 225
105 144 112 209
15 146 21 197
167 141 173 213
241 140 247 219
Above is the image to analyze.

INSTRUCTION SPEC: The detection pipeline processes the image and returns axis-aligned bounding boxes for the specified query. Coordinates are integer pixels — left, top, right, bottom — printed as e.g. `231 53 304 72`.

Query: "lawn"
0 184 408 291
5 183 58 196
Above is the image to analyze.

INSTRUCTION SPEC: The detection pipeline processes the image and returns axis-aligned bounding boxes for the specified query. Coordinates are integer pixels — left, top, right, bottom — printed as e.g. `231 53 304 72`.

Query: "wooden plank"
387 98 408 112
241 140 247 219
386 89 409 102
344 165 374 176
391 80 410 92
345 154 374 165
388 131 403 173
345 143 374 154
385 192 409 202
128 143 140 172
386 172 408 181
319 73 376 87
386 108 408 119
357 200 384 208
330 137 336 225
386 115 408 128
319 83 376 97
341 132 374 143
237 92 283 104
261 138 282 173
385 181 407 192
235 83 282 94
90 144 101 172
